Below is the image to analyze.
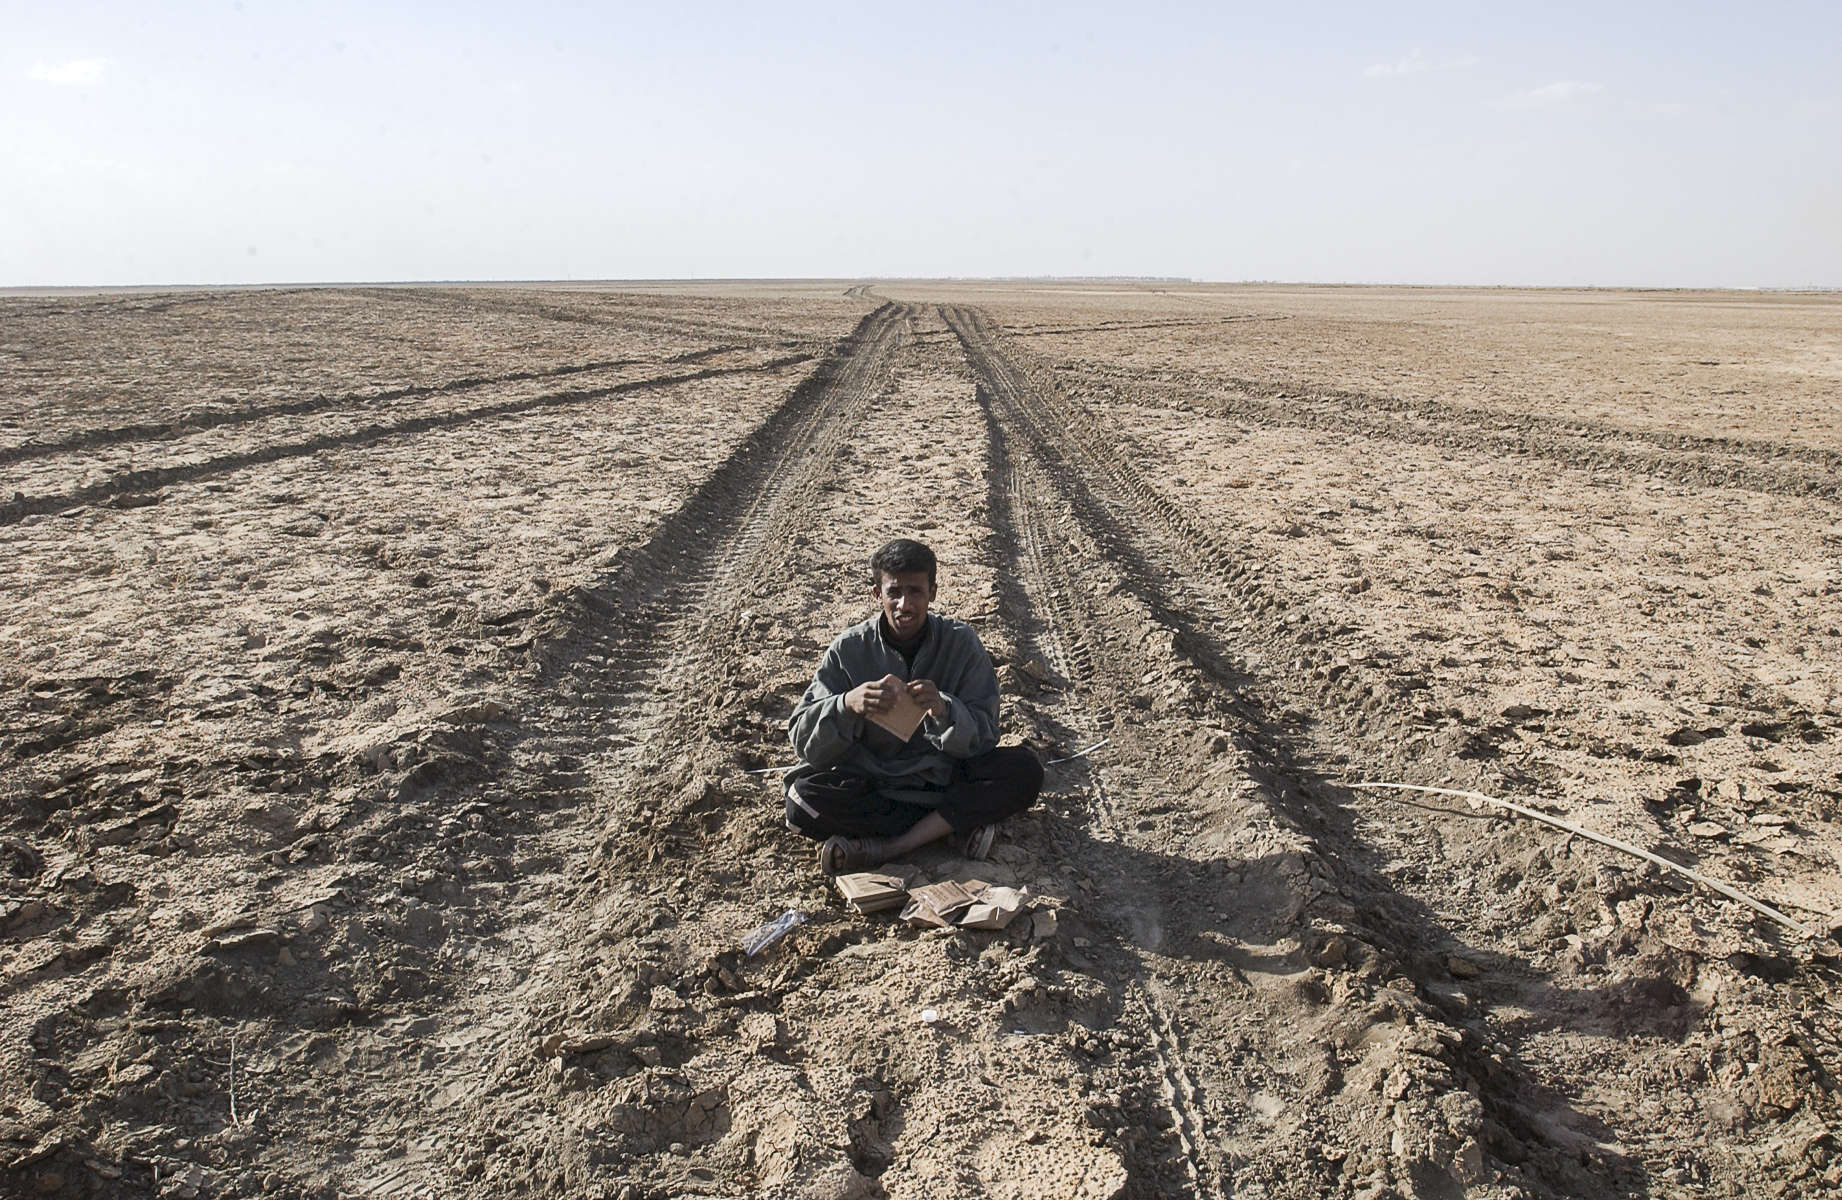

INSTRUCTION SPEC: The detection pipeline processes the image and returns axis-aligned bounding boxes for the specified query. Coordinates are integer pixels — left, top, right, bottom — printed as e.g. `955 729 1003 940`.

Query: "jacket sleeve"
788 646 864 768
923 631 1000 759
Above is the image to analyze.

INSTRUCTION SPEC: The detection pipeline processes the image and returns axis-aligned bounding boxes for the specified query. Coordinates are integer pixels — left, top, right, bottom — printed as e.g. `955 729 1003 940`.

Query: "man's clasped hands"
845 674 947 720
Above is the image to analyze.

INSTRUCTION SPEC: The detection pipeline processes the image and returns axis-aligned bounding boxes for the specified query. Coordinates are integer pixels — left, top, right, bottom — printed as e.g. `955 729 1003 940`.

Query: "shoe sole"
820 836 878 876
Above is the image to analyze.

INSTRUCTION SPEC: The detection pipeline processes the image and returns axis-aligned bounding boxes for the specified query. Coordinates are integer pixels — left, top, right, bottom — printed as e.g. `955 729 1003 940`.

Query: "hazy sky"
6 0 1838 287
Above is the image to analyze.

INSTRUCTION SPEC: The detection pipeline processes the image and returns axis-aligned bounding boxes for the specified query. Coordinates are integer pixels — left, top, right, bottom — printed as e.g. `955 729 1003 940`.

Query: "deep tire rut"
947 303 1646 1199
345 302 914 1195
354 287 823 346
956 303 1256 1197
1079 364 1842 499
0 354 812 525
0 344 761 469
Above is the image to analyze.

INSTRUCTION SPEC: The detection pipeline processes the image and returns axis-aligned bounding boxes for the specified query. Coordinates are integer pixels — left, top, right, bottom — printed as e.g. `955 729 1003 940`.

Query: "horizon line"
5 276 1840 297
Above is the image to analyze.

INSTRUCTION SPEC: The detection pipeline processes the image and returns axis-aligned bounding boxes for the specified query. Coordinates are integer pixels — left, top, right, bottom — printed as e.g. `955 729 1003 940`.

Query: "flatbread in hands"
866 687 929 742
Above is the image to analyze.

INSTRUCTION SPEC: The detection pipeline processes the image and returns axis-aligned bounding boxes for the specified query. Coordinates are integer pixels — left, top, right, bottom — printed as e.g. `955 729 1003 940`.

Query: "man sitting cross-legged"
785 538 1043 875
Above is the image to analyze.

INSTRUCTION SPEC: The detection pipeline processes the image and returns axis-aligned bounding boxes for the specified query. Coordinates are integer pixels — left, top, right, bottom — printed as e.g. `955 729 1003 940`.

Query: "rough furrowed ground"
2 283 1839 1200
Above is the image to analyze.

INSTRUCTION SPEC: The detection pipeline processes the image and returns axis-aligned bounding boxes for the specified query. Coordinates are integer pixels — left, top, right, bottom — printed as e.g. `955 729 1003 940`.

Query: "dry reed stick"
1047 738 1110 766
1347 780 1815 938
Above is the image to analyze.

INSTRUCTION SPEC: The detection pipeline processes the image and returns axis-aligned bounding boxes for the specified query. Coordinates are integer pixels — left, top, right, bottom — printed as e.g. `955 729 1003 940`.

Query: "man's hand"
906 679 948 720
845 674 905 716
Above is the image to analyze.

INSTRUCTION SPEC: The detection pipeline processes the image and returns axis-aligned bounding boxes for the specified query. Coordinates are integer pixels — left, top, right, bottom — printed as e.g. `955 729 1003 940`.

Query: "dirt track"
2 283 1839 1199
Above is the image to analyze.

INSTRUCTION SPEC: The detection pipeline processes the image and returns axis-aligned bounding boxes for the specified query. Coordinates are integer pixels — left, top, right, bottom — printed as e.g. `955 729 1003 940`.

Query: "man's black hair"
870 538 937 588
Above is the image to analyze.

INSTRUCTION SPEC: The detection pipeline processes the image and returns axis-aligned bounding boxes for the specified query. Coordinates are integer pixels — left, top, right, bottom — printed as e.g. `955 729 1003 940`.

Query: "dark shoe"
961 824 996 861
819 836 886 876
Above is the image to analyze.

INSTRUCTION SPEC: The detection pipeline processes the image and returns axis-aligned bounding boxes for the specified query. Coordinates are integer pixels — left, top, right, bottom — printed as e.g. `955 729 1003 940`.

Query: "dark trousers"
784 746 1044 841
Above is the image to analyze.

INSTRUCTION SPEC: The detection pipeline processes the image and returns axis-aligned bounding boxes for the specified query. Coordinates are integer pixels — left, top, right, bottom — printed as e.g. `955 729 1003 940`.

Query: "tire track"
995 444 1119 828
0 303 913 1200
519 303 910 694
334 302 914 1196
0 354 813 526
1003 314 1290 339
1137 985 1213 1200
0 344 765 468
355 287 820 346
950 306 1261 724
996 332 1835 780
959 304 1230 1198
957 309 1434 763
1076 364 1842 499
956 296 1395 1198
950 303 1656 1198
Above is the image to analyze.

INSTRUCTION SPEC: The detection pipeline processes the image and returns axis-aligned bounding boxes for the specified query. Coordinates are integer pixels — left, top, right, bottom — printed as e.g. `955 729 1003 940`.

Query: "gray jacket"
786 613 1000 804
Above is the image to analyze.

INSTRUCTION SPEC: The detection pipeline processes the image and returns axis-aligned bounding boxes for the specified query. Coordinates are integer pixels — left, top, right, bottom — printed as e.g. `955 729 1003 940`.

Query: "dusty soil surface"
3 282 1839 1200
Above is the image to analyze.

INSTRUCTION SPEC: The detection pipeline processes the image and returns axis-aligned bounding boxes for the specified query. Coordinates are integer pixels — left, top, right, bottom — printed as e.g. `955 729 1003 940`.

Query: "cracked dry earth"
2 282 1840 1200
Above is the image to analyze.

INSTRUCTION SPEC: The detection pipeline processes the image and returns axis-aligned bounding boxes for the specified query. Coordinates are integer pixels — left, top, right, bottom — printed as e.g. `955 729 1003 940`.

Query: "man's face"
874 570 935 639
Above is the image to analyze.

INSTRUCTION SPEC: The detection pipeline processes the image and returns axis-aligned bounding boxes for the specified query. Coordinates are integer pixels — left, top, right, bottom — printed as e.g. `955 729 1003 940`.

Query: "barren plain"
2 281 1839 1199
